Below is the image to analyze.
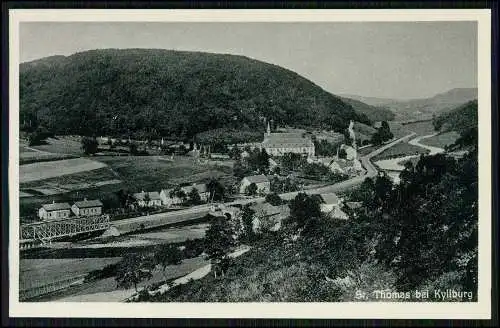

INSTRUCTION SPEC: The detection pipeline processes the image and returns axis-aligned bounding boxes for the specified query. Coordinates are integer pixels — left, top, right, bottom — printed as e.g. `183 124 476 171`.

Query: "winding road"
373 133 446 175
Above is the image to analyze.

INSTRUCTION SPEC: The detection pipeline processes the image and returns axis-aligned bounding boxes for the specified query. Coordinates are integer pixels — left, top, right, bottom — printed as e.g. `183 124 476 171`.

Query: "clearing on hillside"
20 158 107 183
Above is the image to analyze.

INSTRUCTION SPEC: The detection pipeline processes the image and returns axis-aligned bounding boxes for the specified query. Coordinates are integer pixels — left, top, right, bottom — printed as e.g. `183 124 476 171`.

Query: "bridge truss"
20 215 111 245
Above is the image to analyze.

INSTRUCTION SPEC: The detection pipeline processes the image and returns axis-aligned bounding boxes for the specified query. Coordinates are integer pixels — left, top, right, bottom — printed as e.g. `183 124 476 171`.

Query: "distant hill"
384 88 478 122
20 49 370 140
338 94 400 107
339 96 395 122
341 88 478 122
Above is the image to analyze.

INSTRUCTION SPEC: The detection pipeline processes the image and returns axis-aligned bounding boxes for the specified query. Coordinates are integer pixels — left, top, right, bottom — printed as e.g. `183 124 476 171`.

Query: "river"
373 133 445 184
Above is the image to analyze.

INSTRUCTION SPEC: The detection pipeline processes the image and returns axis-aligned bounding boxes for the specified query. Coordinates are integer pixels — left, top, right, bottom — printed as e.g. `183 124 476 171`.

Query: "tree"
288 192 322 230
204 217 236 278
265 192 283 206
188 187 202 205
208 179 225 202
169 186 187 203
154 245 183 278
129 142 139 155
81 136 99 155
371 121 393 146
115 253 155 292
241 204 256 242
143 193 151 207
246 182 258 196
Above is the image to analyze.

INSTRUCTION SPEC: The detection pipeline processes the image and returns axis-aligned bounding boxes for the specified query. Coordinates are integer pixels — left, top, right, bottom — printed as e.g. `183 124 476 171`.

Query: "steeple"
266 121 271 136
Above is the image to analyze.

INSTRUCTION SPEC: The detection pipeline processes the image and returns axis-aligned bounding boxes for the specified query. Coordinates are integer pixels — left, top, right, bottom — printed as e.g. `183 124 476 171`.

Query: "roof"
73 199 103 208
345 201 362 210
251 203 289 217
262 133 314 148
319 192 340 205
133 191 162 201
328 207 348 220
243 175 270 184
42 202 71 211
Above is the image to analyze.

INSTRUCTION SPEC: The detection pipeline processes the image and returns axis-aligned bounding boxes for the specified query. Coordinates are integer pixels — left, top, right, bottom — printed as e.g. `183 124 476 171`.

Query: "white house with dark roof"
71 199 103 217
38 201 72 220
239 175 270 194
132 191 162 208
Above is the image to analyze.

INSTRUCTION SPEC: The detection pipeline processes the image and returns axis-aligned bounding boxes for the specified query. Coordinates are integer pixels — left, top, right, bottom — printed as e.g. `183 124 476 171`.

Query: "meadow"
420 131 460 149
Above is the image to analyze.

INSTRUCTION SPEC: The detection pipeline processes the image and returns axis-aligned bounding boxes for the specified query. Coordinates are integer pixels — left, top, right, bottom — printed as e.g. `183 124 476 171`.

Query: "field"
372 141 429 161
44 256 208 302
29 136 84 155
20 257 122 290
20 158 108 183
419 131 460 149
19 155 234 217
96 155 233 192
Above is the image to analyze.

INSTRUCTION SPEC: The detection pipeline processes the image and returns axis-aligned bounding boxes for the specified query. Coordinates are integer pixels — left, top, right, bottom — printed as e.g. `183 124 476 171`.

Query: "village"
27 119 368 242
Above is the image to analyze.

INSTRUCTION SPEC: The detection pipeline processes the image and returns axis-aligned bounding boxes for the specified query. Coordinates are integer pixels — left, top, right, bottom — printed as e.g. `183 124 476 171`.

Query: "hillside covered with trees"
433 99 478 151
20 49 371 140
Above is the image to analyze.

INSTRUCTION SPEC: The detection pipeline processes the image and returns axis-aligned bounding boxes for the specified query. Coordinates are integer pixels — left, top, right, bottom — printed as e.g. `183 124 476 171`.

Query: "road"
106 132 417 232
408 133 445 155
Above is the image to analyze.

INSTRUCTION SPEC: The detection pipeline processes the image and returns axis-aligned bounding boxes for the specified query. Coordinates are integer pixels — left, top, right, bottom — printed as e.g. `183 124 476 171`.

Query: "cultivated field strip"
20 158 107 183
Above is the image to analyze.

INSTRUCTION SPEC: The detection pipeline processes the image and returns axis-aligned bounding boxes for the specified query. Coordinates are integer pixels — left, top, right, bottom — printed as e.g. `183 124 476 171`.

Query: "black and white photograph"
8 9 492 319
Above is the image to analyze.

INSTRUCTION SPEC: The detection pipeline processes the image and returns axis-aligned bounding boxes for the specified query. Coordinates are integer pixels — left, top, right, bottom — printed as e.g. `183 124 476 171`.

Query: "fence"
19 274 86 301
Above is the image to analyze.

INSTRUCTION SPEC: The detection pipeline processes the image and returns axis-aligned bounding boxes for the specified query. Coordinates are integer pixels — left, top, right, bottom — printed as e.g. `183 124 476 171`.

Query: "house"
160 183 208 207
38 201 72 220
316 192 342 213
239 175 271 195
344 201 363 218
132 191 162 208
71 199 103 217
249 203 290 233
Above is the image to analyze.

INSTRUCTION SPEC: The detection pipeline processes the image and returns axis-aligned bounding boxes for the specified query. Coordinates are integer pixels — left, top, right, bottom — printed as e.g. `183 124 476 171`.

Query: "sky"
19 21 477 100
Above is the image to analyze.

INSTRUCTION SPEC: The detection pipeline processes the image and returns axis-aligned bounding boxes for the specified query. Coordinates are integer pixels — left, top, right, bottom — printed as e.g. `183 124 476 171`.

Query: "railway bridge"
20 215 111 250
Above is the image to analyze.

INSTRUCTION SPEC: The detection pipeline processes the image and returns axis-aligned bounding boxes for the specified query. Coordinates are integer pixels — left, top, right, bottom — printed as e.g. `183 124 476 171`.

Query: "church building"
261 122 315 157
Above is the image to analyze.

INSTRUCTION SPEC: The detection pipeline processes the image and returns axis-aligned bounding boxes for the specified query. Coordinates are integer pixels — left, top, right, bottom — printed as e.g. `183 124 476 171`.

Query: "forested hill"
433 99 478 150
20 49 370 140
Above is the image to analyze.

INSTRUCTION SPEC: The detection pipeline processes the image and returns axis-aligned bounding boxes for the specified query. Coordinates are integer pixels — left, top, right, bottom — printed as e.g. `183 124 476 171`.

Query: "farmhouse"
71 199 103 217
239 175 270 194
160 183 208 207
38 201 72 220
262 123 315 157
249 203 290 233
132 191 162 208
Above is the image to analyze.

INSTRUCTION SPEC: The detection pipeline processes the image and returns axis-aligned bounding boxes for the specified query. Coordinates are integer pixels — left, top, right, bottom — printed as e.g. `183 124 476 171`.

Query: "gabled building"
239 175 271 195
249 203 290 233
316 192 342 213
132 191 162 208
71 199 103 217
262 126 315 157
38 201 72 220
